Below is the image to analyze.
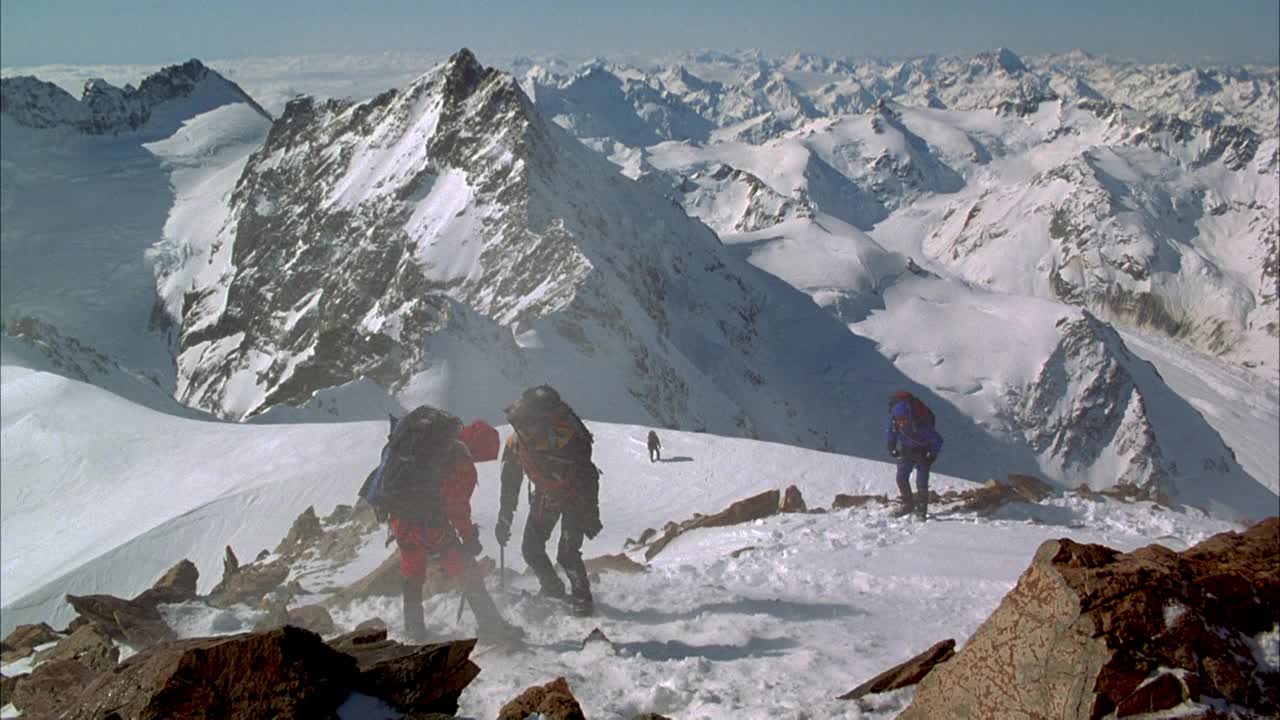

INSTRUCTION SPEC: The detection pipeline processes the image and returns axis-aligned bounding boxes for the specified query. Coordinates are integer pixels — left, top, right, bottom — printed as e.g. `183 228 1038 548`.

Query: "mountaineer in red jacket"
389 418 523 644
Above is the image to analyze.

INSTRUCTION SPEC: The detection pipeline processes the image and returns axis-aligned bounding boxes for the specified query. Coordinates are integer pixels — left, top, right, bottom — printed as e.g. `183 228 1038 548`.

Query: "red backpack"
459 420 500 462
889 391 935 429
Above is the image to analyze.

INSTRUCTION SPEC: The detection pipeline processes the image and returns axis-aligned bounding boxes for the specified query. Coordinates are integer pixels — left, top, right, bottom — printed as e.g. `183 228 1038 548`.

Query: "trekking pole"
456 593 466 623
500 544 506 593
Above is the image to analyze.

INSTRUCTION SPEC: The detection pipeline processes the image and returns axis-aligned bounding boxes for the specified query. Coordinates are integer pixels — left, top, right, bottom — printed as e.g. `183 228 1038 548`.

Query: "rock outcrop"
837 638 956 700
900 517 1280 719
498 676 587 720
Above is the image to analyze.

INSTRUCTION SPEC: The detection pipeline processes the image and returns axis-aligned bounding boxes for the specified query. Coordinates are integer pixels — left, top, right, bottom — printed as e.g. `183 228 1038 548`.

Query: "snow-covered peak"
0 58 270 135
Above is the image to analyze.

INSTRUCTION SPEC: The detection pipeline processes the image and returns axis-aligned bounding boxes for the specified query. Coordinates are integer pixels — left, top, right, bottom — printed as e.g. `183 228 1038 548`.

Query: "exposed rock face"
831 494 888 510
64 593 176 648
584 553 648 574
348 636 480 715
65 626 356 720
0 622 60 663
32 622 119 673
900 518 1280 719
10 658 100 718
780 484 807 513
133 558 200 609
837 638 956 700
207 555 290 608
275 505 324 559
498 676 587 720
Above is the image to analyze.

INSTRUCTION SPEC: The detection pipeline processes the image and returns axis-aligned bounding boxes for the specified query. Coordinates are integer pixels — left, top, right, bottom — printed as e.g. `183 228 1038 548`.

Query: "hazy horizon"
2 0 1277 70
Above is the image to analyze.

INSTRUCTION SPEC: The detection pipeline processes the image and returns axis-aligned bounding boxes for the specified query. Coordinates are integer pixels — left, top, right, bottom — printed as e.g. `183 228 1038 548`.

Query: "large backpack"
359 405 463 522
506 385 596 478
889 391 936 431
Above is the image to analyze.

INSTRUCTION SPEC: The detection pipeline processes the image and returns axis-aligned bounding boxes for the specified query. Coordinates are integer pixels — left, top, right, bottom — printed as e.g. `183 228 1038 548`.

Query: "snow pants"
895 457 931 507
522 491 592 604
390 517 467 582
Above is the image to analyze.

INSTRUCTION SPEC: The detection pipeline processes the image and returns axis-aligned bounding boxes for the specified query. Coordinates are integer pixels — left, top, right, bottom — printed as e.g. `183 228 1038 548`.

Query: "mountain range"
1 47 1276 521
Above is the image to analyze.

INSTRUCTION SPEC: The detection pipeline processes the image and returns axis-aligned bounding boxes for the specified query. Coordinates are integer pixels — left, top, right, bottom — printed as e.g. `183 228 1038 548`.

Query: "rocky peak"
440 47 494 103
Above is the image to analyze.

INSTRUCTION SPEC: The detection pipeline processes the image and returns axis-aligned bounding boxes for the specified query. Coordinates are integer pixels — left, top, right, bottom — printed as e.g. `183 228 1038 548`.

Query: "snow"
0 363 1250 719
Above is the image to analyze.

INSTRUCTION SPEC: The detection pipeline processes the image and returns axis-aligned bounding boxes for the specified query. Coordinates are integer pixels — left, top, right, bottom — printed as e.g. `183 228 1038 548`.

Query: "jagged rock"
351 638 480 715
645 489 781 560
900 518 1280 719
585 553 648 574
325 504 355 525
211 610 246 633
837 638 956 699
61 616 90 635
951 480 1023 515
255 549 271 562
624 527 659 548
730 546 759 559
581 627 613 651
831 494 887 509
65 593 176 648
33 623 119 673
276 505 324 559
0 622 60 663
780 484 807 513
10 658 99 718
207 558 290 608
133 558 199 609
65 626 357 720
222 545 240 579
498 676 587 720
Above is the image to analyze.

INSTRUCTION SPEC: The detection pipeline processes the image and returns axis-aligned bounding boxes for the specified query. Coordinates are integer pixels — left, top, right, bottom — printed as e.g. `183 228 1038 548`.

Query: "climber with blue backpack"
885 391 944 520
358 405 523 645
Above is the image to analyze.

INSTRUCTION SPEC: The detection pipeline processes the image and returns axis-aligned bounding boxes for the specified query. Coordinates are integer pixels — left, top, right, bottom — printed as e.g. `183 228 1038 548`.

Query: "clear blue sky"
2 0 1277 67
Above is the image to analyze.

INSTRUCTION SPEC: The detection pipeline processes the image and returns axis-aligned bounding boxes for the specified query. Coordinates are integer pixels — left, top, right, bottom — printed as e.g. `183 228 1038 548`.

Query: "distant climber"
496 385 602 616
885 391 944 520
647 430 662 462
365 406 523 644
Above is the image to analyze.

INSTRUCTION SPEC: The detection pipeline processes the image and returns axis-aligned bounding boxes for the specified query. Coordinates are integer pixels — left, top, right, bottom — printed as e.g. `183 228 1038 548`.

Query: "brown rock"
287 605 337 636
65 593 176 648
837 639 956 699
900 518 1280 720
330 551 404 603
0 622 60 663
276 505 324 559
1003 473 1056 502
207 558 290 608
585 553 648 574
66 626 357 720
353 638 480 715
831 493 887 509
581 627 612 650
10 658 99 718
33 622 119 673
1 672 20 707
133 558 200 609
498 676 586 720
780 484 807 513
645 489 781 561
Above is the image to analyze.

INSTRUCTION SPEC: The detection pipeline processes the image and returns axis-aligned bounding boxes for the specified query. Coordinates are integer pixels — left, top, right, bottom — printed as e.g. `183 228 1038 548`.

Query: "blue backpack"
358 406 463 522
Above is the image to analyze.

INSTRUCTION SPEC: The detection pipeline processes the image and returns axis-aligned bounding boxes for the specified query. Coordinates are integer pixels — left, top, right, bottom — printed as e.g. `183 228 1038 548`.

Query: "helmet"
505 385 561 425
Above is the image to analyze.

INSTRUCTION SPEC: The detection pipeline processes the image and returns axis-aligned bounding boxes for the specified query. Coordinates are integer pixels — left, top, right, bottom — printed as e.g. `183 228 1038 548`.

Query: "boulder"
837 638 955 699
133 558 199 609
10 658 100 718
33 622 119 673
0 622 60 663
498 676 587 720
900 518 1280 719
831 494 887 510
581 627 613 651
644 489 781 560
65 593 176 648
780 484 807 513
1002 473 1056 502
287 604 336 636
65 626 357 720
330 551 403 603
352 638 480 715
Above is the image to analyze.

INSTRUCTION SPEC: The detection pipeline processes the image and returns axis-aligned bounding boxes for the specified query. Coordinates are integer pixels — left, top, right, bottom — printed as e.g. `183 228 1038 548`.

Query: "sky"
2 0 1278 68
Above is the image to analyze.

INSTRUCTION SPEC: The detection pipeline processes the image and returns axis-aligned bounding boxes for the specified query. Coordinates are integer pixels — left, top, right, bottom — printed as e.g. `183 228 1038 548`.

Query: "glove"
581 513 602 540
495 517 511 546
461 528 483 558
924 452 938 464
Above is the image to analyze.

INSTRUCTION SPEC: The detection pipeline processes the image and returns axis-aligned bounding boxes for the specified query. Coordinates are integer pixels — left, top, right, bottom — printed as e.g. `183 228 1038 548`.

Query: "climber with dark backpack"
885 391 944 520
359 405 522 645
496 385 602 617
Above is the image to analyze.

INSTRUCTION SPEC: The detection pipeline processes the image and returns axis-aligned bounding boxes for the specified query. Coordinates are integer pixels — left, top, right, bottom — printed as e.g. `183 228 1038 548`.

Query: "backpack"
889 391 936 430
506 385 596 477
359 405 463 522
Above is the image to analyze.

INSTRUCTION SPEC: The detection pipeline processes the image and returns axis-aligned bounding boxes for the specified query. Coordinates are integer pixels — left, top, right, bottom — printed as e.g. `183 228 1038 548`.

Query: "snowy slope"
0 62 272 400
0 363 1252 720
